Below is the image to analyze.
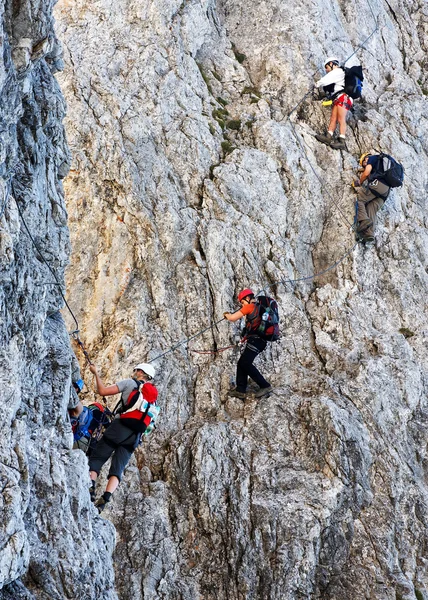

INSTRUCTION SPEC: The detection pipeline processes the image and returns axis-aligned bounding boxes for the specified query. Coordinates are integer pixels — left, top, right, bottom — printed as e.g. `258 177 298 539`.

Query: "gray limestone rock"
1 0 428 598
0 0 117 598
53 0 428 597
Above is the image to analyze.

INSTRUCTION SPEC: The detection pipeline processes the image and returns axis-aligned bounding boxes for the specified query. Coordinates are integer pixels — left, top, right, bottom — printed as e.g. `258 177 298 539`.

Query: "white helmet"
324 56 339 67
133 363 156 379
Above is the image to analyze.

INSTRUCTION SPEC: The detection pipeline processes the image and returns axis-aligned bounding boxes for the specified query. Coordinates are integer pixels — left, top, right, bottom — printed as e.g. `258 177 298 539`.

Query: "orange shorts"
333 93 353 111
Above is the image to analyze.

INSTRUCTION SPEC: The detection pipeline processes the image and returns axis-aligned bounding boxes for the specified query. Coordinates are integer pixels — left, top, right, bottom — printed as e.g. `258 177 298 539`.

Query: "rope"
189 344 237 355
148 318 226 363
72 332 93 365
288 117 353 228
256 242 358 297
11 179 80 333
151 1 379 362
11 174 358 367
0 180 10 221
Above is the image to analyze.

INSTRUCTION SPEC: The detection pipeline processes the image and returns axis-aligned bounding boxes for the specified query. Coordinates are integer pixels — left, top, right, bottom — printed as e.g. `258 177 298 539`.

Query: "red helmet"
238 288 254 302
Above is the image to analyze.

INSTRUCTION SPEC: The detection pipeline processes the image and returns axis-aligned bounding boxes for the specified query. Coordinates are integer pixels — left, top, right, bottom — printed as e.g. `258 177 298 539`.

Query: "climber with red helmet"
88 362 159 513
314 56 353 150
223 289 273 399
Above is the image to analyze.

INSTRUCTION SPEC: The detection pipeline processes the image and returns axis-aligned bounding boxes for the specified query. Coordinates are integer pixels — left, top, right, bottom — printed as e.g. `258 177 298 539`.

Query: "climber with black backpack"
314 56 363 150
352 152 404 243
87 362 159 513
224 289 279 399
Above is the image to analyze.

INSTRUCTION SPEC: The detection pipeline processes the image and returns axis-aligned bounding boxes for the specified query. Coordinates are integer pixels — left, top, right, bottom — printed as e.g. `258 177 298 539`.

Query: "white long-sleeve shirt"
315 67 345 96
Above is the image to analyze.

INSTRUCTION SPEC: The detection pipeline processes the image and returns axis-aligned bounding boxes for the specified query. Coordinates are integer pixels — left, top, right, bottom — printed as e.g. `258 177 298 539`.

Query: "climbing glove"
351 179 361 189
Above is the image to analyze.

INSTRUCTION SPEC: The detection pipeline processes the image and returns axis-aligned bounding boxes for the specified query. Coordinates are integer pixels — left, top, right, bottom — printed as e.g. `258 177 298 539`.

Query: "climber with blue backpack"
314 56 363 150
352 152 404 243
69 399 113 455
87 362 159 513
224 289 279 400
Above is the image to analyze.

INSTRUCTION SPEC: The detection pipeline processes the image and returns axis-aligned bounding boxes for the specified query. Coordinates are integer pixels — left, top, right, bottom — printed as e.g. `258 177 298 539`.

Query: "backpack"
245 296 280 341
72 402 113 454
120 382 160 434
343 65 364 99
370 153 404 188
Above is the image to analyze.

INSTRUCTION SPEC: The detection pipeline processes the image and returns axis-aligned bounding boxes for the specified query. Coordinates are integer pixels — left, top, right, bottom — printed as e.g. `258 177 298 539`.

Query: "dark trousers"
88 420 139 481
236 336 270 392
357 180 390 236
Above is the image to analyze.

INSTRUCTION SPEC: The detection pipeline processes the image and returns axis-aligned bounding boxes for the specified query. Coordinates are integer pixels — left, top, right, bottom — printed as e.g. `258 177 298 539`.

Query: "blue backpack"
72 403 113 454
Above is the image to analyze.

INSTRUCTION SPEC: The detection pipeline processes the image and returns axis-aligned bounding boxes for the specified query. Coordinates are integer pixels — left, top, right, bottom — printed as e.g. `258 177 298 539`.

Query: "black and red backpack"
244 296 280 341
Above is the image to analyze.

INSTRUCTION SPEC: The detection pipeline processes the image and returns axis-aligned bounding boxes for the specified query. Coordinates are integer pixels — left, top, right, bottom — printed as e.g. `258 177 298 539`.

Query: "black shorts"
88 420 140 481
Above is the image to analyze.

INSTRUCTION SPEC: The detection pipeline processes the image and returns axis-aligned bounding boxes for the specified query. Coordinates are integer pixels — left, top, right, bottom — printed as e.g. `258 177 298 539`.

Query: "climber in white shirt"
314 56 353 150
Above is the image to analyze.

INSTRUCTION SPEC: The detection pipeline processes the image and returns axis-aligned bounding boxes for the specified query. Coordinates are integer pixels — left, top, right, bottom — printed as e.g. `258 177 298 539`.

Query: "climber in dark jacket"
224 289 272 400
352 152 390 242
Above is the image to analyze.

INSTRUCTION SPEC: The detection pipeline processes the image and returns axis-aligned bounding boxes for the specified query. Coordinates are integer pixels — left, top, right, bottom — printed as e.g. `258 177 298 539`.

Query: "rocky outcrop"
55 0 428 598
1 0 427 598
0 1 116 598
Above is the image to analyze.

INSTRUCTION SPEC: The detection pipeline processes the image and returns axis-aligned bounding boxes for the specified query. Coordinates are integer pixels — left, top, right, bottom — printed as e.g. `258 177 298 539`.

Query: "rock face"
2 0 428 598
0 1 116 598
55 0 428 597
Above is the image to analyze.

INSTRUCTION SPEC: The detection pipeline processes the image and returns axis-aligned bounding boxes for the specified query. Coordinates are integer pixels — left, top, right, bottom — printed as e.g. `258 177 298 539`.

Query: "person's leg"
88 419 126 502
95 442 134 512
315 105 338 145
88 438 115 481
357 182 388 238
330 97 352 149
245 338 270 388
88 438 114 502
362 197 384 237
327 104 338 134
337 104 348 136
106 476 120 494
236 338 269 392
356 188 374 233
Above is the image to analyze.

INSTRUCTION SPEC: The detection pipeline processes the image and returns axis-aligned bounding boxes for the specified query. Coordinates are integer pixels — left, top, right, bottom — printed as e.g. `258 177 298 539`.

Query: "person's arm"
315 68 344 88
223 309 244 323
359 164 372 184
89 365 120 396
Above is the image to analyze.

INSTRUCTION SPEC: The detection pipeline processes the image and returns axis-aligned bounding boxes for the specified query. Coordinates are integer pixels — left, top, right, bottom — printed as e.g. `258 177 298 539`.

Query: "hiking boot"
228 388 246 399
330 137 346 150
356 219 372 233
361 235 375 244
254 385 273 398
95 497 108 513
315 132 333 145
